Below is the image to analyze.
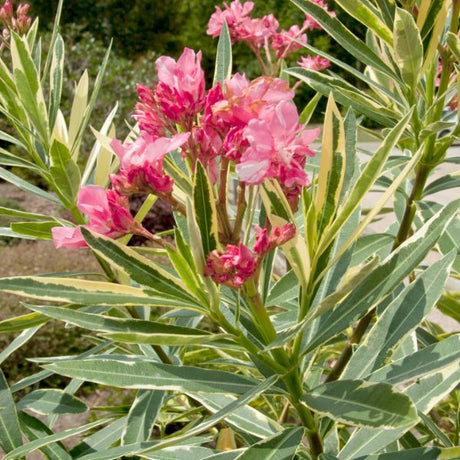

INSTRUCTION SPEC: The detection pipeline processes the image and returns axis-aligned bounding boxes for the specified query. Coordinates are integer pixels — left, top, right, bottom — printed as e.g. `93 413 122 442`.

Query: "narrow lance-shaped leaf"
317 108 413 256
190 393 282 439
393 8 423 90
334 0 393 46
17 389 88 415
49 33 64 130
43 356 282 395
18 412 72 460
213 20 232 86
28 304 226 346
193 161 219 256
81 228 202 307
315 94 346 235
302 199 460 354
3 419 109 460
236 427 304 460
289 0 402 83
303 380 418 429
121 390 165 445
0 275 205 310
339 365 460 459
70 417 128 458
367 334 460 386
50 139 81 206
342 251 455 379
0 370 23 453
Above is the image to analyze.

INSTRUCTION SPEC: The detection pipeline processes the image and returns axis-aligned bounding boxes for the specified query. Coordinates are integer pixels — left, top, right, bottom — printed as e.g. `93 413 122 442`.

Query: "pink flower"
303 0 336 30
254 223 296 255
0 1 13 21
236 100 319 186
238 14 279 49
110 132 189 195
298 55 331 71
134 85 169 136
204 243 257 288
207 0 255 42
271 25 307 59
213 75 294 128
52 186 144 249
154 48 206 128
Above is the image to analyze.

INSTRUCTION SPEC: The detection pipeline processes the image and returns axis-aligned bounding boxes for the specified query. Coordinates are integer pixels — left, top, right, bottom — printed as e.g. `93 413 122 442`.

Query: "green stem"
231 182 247 243
283 370 323 459
217 158 233 244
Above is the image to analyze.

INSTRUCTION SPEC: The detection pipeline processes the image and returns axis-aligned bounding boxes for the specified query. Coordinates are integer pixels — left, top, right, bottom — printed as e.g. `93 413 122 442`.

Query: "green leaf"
315 95 346 235
289 0 402 83
11 221 58 240
43 356 280 395
18 412 72 460
213 20 232 86
3 419 109 460
10 32 49 144
193 161 219 256
50 140 81 206
81 228 204 308
367 334 460 386
354 447 441 460
68 70 88 157
285 68 398 126
302 199 459 353
70 417 128 457
393 8 423 90
317 109 413 258
17 389 87 415
0 325 42 364
438 292 460 323
0 275 204 310
334 0 393 45
299 92 322 125
0 166 61 204
0 370 22 453
343 252 455 379
303 380 418 428
121 391 165 445
423 173 460 196
447 31 460 63
0 206 54 221
190 393 281 439
142 375 279 455
49 34 64 130
235 427 303 460
349 233 393 267
70 41 112 160
0 312 47 333
27 305 218 346
339 366 460 459
266 270 299 308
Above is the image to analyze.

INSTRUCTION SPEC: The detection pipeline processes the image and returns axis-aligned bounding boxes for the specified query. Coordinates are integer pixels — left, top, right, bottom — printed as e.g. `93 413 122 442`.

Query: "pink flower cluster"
53 46 319 249
204 223 295 288
207 0 306 58
0 0 31 47
298 55 331 71
207 0 335 63
52 186 147 249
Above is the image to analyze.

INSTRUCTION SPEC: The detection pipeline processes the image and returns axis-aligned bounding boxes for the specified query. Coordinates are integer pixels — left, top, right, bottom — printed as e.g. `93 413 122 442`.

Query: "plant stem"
217 157 233 243
283 370 323 459
231 182 246 243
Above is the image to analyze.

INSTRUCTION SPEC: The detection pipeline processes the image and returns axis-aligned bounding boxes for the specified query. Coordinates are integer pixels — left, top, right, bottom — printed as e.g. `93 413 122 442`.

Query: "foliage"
0 0 459 459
